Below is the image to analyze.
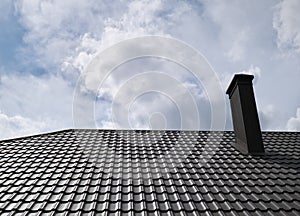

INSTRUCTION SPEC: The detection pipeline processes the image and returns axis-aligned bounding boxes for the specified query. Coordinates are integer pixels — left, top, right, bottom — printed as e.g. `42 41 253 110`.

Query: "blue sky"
0 0 299 139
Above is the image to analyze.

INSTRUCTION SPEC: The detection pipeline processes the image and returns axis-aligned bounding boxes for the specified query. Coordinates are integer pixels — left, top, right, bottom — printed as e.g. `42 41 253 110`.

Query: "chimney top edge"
226 74 254 96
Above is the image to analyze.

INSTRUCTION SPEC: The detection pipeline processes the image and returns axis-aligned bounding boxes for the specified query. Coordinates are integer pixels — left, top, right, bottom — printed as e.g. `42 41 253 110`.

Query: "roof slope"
0 129 299 215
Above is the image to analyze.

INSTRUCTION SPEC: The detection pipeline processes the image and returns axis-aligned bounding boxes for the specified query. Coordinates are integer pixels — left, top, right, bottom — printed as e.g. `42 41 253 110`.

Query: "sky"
0 0 299 139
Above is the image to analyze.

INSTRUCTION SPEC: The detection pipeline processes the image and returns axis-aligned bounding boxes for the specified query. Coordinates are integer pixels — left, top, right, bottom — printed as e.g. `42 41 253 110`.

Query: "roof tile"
0 129 299 214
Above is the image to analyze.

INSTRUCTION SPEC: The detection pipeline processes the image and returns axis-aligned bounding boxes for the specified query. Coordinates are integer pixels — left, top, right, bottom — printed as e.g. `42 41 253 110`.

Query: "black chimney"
226 74 264 154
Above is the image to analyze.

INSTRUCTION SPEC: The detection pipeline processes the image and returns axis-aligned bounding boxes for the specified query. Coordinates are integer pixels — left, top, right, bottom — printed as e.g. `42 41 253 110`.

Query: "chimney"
226 74 264 154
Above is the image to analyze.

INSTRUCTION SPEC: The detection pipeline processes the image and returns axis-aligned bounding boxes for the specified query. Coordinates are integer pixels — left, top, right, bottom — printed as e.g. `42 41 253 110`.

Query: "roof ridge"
0 129 298 142
0 128 73 142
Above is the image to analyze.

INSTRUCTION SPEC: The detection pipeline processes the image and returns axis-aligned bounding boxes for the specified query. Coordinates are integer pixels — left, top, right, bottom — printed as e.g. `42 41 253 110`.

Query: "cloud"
67 1 220 130
286 108 300 131
202 0 273 63
0 0 298 138
15 0 177 77
92 59 212 130
61 0 178 76
14 0 208 132
226 28 249 62
273 0 300 53
0 112 47 139
0 73 73 139
15 0 127 77
259 104 276 130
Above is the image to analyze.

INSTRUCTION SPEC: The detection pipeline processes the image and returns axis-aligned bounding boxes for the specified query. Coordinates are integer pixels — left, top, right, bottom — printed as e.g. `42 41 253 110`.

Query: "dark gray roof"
0 129 299 215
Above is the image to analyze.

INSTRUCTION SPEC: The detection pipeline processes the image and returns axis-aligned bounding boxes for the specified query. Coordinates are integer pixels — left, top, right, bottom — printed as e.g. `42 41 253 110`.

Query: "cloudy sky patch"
0 0 299 139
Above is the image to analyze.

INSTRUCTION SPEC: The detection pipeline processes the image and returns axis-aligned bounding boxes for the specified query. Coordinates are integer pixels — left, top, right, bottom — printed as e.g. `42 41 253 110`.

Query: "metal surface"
0 129 299 215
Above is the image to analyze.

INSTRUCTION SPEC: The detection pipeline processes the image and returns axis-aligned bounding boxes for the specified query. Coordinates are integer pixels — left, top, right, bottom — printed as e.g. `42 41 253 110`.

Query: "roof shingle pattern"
0 129 299 215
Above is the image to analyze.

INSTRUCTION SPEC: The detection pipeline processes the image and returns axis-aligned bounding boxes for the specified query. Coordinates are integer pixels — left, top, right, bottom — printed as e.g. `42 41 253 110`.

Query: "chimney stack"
226 74 264 154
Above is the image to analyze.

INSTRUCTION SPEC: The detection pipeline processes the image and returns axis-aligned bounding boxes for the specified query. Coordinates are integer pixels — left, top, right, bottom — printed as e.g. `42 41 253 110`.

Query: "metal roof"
0 129 299 215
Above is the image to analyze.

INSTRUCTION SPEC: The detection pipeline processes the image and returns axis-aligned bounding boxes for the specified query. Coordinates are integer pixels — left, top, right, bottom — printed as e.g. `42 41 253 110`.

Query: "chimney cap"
226 74 254 97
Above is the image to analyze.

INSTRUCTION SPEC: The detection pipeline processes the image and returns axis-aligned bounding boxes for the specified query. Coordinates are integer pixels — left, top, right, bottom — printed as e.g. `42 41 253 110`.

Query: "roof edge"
0 128 74 142
1 129 298 142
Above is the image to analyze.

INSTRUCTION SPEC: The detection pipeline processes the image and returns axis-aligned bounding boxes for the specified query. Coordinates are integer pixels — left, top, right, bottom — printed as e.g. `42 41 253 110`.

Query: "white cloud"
0 0 298 137
15 0 177 78
0 112 47 139
0 73 73 139
62 0 173 76
286 108 300 131
14 0 198 133
203 1 263 62
93 69 206 130
226 28 249 62
66 1 217 130
15 0 127 77
259 104 276 130
273 0 300 53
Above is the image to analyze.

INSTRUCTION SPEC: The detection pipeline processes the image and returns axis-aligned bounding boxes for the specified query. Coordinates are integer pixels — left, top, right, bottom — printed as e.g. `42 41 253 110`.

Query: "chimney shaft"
226 74 264 154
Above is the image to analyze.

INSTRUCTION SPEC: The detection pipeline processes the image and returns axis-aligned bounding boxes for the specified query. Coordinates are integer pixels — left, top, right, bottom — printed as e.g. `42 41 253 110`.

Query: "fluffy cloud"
1 0 299 139
15 0 127 77
86 57 213 130
273 0 300 53
259 104 276 130
13 0 204 133
0 112 47 139
226 29 249 62
286 108 300 131
202 0 277 63
0 73 73 139
15 0 177 77
62 0 185 76
67 1 221 131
